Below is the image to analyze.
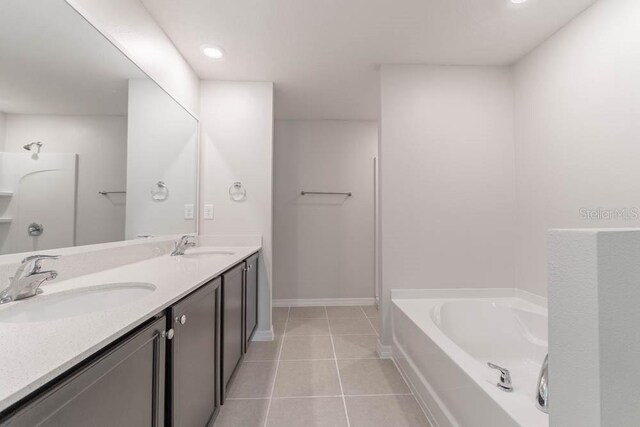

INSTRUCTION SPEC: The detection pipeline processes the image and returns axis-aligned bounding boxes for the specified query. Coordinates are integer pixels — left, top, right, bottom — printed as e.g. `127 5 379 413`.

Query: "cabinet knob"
176 315 187 325
162 329 175 340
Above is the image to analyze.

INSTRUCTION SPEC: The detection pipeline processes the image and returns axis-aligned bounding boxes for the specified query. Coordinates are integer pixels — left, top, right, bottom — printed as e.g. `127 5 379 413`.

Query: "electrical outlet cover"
184 204 194 220
204 204 214 220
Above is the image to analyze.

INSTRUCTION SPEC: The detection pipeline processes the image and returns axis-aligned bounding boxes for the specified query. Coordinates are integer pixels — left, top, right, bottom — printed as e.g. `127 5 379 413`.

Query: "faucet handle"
170 235 197 256
21 255 60 274
181 235 196 247
488 362 513 392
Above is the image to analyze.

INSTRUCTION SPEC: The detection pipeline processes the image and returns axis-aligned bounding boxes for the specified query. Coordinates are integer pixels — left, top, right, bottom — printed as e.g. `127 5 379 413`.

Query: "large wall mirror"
0 0 198 255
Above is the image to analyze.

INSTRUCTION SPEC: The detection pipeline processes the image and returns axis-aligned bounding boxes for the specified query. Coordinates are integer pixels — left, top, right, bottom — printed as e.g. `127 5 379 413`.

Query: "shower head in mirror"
23 142 43 153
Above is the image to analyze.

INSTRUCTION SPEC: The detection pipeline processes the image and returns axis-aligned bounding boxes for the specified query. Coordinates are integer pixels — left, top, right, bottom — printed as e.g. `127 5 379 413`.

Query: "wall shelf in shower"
0 218 12 223
0 191 13 198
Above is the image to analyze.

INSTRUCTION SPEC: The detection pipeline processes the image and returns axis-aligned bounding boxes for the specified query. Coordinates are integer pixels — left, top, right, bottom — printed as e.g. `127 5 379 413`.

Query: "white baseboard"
273 297 376 307
376 339 393 359
251 327 274 342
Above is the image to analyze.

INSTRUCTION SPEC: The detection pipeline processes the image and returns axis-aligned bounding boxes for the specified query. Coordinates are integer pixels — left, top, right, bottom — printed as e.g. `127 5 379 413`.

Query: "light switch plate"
183 204 194 220
204 204 214 220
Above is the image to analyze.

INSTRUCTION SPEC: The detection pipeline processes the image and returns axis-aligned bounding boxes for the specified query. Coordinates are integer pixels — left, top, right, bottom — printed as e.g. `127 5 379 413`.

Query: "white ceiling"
0 0 145 115
142 0 597 120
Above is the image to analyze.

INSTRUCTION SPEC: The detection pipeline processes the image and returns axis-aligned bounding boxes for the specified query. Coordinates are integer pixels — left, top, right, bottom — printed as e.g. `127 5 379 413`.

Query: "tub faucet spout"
536 354 549 413
487 362 513 392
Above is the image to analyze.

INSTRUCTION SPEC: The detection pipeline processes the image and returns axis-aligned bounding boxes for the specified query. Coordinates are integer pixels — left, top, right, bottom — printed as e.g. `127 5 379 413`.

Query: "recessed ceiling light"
510 0 528 3
200 45 225 59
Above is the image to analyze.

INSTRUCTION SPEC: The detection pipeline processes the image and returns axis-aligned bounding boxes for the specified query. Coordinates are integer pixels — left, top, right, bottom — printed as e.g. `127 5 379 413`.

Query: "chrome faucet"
536 354 549 413
488 362 513 392
0 255 60 304
170 235 196 256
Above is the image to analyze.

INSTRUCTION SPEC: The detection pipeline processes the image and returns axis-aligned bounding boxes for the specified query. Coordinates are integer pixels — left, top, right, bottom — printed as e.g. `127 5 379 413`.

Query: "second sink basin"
0 282 156 323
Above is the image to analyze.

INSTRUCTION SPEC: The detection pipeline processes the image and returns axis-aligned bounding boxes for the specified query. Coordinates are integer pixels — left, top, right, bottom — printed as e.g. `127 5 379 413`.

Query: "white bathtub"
391 289 548 427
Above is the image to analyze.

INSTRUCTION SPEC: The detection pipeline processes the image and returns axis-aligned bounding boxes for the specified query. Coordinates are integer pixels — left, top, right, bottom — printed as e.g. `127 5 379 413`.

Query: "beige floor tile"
329 317 376 335
345 395 431 427
326 306 367 319
273 360 341 397
333 335 378 359
280 335 334 360
338 359 410 395
266 397 348 427
361 305 379 318
366 315 380 323
215 399 269 427
228 361 278 398
245 337 282 361
273 322 286 336
285 318 331 336
273 307 290 323
289 306 327 318
368 317 381 335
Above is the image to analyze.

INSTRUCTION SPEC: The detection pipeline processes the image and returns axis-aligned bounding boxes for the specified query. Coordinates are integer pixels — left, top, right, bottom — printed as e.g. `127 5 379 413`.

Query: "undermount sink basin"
0 283 156 323
181 248 236 258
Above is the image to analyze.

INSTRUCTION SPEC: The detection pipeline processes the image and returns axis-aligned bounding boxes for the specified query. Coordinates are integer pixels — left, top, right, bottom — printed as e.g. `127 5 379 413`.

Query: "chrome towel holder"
301 191 352 197
98 191 126 195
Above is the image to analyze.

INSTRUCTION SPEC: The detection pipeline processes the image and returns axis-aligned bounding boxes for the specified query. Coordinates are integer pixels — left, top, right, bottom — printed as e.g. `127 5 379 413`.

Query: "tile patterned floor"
216 305 431 427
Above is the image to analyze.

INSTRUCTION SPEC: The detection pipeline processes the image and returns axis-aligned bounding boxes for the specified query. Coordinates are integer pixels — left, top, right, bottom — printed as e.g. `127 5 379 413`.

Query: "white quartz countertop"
0 245 260 412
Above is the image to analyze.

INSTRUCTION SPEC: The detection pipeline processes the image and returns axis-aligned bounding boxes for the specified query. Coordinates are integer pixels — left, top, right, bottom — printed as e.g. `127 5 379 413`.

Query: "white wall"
200 81 274 335
125 79 198 239
273 120 378 302
379 65 516 344
0 112 5 152
514 0 640 297
3 114 127 246
64 0 200 117
549 229 640 426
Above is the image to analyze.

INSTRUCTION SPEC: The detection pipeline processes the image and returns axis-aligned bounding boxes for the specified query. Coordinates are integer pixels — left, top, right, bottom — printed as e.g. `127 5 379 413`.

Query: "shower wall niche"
0 153 77 255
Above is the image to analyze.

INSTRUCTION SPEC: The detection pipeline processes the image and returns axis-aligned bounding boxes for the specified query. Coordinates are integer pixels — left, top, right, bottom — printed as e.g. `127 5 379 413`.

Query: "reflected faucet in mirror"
0 255 60 304
23 141 43 154
170 235 196 256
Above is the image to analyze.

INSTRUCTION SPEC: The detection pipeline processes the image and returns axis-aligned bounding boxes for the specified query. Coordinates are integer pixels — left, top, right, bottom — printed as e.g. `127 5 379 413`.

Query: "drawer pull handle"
176 315 187 325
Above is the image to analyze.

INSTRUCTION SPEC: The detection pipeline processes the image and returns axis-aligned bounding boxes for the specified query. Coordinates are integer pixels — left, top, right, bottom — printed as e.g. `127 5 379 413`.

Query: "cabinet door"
2 316 166 427
169 279 220 427
221 263 244 401
244 254 259 351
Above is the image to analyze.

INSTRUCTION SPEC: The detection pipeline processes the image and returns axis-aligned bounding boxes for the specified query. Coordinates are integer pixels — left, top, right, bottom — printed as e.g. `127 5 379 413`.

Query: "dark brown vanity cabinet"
221 263 245 402
244 254 259 351
167 278 220 427
0 252 260 426
1 316 167 427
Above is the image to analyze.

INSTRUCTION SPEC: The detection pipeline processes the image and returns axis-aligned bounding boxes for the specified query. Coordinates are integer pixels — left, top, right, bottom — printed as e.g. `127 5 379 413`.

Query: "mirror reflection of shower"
23 141 43 154
0 152 78 254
